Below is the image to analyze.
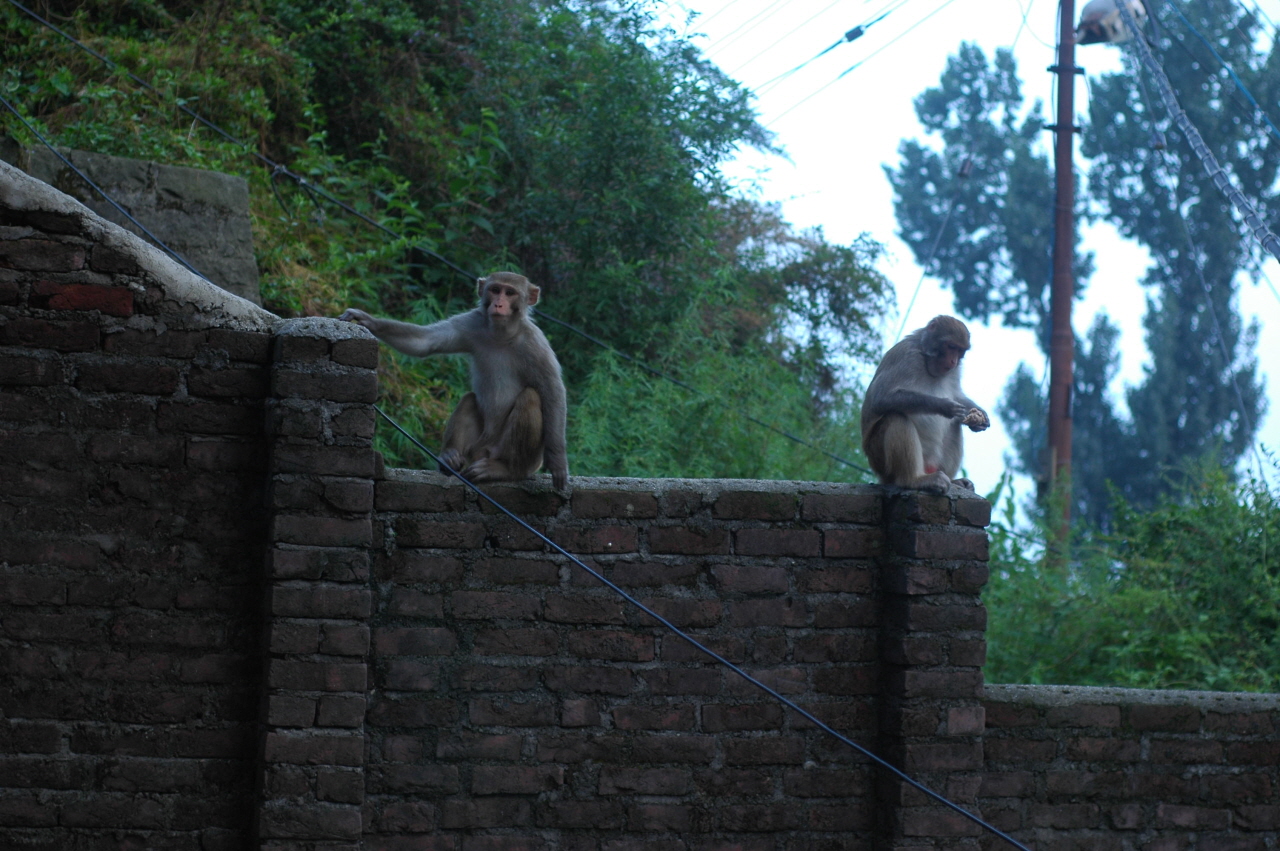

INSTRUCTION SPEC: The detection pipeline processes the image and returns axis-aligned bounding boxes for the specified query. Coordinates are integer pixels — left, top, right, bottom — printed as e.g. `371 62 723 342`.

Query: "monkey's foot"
913 471 952 495
953 477 976 491
438 448 466 476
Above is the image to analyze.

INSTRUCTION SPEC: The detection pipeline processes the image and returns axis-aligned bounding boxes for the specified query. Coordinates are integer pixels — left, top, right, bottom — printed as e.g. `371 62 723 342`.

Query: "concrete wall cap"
985 682 1280 711
0 159 278 332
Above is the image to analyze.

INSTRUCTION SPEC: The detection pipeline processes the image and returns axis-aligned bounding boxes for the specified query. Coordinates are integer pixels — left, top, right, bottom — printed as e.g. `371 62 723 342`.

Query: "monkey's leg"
464 388 544 483
878 414 951 494
440 393 483 476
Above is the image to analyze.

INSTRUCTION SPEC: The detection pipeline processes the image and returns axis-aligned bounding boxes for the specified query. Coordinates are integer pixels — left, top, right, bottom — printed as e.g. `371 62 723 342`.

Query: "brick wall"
981 684 1280 850
3 159 1278 851
1 160 278 848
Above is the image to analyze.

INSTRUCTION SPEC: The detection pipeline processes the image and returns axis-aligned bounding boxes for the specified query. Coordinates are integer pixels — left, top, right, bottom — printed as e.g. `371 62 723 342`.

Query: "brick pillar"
256 318 381 848
877 490 991 850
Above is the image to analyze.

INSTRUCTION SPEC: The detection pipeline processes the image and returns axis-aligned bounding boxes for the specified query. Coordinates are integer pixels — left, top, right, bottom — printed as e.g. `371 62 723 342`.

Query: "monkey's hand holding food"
962 408 990 432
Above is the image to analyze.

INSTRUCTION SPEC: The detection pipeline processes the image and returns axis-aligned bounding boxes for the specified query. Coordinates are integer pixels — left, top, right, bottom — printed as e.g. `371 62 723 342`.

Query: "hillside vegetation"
1 0 891 479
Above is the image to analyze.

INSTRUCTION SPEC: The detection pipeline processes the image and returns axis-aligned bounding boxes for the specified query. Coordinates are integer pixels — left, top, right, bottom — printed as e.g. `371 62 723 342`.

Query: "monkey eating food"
860 315 989 494
340 272 569 490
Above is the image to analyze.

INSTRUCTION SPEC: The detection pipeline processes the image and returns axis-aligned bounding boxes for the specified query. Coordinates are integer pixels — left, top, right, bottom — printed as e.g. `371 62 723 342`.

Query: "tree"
887 7 1273 527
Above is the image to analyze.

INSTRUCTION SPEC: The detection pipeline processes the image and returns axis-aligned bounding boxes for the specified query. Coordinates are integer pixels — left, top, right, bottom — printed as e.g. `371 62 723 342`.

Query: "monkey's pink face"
928 342 967 376
486 283 522 319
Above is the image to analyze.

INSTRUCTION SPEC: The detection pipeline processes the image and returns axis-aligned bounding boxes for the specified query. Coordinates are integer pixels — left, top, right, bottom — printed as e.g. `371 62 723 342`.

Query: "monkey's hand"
962 408 990 432
550 465 568 491
338 308 377 331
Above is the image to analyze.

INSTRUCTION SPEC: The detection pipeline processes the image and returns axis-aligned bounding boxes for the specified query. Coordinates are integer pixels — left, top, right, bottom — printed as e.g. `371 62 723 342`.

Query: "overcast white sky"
662 0 1280 496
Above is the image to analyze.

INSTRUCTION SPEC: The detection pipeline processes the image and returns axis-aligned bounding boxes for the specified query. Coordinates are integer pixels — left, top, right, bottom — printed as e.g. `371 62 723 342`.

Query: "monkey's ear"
476 277 487 300
526 285 541 306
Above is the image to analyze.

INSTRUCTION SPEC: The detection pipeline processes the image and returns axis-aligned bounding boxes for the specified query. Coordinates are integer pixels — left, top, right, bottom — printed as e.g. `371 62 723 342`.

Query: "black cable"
1165 0 1280 144
6 0 873 479
0 93 208 282
376 404 1032 851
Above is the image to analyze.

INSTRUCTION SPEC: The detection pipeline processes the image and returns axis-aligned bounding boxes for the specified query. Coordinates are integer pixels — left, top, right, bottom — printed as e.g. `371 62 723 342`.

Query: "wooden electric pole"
1048 0 1079 526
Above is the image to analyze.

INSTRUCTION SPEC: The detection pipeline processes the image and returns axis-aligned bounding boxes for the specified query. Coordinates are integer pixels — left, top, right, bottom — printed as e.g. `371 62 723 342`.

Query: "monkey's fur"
861 315 989 494
340 272 569 489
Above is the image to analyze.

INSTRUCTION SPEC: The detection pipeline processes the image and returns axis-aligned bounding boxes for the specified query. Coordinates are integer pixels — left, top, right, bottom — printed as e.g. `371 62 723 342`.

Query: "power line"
3 0 873 478
765 0 964 127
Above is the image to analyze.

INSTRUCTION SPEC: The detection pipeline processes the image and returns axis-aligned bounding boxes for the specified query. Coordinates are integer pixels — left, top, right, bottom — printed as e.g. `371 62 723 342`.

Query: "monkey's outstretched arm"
339 309 479 357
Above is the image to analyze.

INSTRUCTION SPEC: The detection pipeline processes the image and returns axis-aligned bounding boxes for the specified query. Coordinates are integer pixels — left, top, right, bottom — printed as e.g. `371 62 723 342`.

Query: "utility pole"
1048 0 1079 527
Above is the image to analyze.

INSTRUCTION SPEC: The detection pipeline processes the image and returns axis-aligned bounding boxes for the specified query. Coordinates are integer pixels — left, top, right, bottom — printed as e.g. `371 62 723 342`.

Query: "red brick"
612 705 696 731
272 368 378 403
382 659 439 690
648 526 730 555
375 627 459 656
263 731 364 766
702 703 784 732
271 445 380 477
599 767 692 795
711 565 788 593
545 665 634 695
1148 738 1222 764
387 587 444 617
728 597 808 627
376 479 468 512
642 668 722 696
984 737 1057 763
473 766 564 795
795 562 874 593
823 527 885 557
637 598 722 628
452 591 540 620
793 634 876 663
812 598 877 628
544 594 626 624
890 527 988 560
272 514 372 547
440 798 532 829
1128 704 1201 732
473 557 560 585
476 483 565 516
560 698 600 727
268 660 367 692
801 492 882 523
904 741 983 772
158 399 260 434
0 574 67 605
395 518 486 549
713 491 796 520
572 489 659 519
1155 803 1231 830
384 552 464 583
613 561 701 587
458 664 539 691
1206 711 1275 736
367 764 461 795
535 733 627 763
537 800 625 830
32 281 132 316
474 628 559 656
0 240 85 271
716 803 801 832
734 528 819 557
724 737 805 765
273 584 371 618
567 630 655 661
0 353 67 385
369 696 461 727
1028 803 1101 829
1236 805 1280 831
467 698 554 727
1066 737 1141 762
631 734 716 764
552 525 638 554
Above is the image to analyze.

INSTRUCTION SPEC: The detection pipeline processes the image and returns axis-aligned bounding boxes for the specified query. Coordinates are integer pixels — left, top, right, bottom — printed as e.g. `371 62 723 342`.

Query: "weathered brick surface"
981 684 1280 850
0 186 276 848
7 175 1275 851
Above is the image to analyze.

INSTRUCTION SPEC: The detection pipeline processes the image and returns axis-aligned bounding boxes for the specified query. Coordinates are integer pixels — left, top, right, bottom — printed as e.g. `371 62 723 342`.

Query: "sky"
660 0 1280 497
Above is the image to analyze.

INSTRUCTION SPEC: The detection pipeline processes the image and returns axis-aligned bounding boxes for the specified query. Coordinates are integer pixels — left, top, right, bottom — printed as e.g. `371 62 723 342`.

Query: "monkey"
339 272 569 490
860 315 990 494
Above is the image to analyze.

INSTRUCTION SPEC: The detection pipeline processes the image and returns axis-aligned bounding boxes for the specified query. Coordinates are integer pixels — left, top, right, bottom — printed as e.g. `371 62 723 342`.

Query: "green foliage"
0 0 894 479
889 11 1272 529
986 460 1280 691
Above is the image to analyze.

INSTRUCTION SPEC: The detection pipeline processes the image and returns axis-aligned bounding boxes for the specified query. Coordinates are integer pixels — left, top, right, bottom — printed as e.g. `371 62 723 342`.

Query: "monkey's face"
927 342 966 377
485 281 523 321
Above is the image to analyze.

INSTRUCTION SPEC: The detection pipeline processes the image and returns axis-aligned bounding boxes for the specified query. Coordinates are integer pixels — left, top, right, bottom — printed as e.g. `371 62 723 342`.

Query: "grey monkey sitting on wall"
340 272 569 490
860 315 990 494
